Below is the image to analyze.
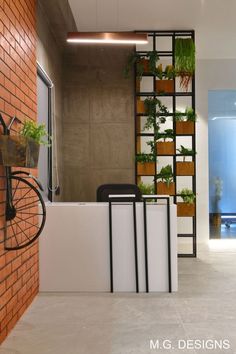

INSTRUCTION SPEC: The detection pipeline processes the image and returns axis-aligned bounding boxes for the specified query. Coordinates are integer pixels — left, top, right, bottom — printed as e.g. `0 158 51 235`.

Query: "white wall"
196 59 236 244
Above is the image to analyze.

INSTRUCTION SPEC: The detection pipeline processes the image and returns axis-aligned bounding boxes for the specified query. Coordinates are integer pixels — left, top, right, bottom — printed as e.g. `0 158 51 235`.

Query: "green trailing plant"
144 98 169 130
138 181 155 195
146 140 155 155
174 107 197 122
156 129 174 142
179 188 195 204
124 53 144 79
156 64 175 80
175 38 195 91
124 51 159 79
20 120 51 146
177 145 196 161
154 165 173 187
147 51 159 73
136 153 155 163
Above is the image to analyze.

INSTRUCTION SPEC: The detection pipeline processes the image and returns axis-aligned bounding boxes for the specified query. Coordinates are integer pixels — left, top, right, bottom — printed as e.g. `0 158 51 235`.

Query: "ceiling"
68 0 236 59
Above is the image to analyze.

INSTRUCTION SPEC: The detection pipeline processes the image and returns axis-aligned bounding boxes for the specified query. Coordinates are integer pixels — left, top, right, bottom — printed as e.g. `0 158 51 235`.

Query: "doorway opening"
37 63 53 201
208 90 236 239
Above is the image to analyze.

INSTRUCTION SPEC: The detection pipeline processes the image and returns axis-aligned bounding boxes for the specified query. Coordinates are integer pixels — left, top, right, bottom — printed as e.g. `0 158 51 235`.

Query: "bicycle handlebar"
0 114 22 135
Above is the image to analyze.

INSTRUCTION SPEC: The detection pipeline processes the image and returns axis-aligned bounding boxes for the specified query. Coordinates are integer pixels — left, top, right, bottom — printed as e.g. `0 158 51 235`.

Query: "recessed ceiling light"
67 32 148 45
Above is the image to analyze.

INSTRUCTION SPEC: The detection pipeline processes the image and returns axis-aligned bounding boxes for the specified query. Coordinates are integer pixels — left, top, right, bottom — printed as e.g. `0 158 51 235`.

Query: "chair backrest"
97 184 142 202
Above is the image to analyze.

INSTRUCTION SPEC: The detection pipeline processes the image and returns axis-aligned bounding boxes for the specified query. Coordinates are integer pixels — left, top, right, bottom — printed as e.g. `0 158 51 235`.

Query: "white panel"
39 203 177 293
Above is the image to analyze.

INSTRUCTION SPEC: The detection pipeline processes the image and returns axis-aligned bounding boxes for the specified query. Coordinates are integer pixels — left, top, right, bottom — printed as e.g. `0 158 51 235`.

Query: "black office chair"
97 184 142 202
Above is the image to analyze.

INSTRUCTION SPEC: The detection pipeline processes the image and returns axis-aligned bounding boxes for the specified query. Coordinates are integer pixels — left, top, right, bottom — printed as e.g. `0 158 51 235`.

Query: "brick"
0 263 11 282
0 306 6 323
0 327 7 345
6 271 17 289
0 288 12 310
6 293 17 313
12 278 21 294
5 250 16 264
0 59 10 78
4 102 16 117
6 313 17 332
11 256 21 272
0 280 6 296
4 77 15 95
0 254 6 269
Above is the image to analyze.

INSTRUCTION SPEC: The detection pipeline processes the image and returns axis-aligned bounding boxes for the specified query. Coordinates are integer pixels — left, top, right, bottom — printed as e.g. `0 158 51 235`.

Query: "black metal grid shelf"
134 30 196 258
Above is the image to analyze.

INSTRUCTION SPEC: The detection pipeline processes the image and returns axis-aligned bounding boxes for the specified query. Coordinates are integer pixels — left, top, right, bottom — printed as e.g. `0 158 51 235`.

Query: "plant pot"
137 100 146 114
155 80 174 94
136 79 141 92
177 202 195 217
137 162 155 176
156 182 175 195
140 58 150 73
176 121 194 135
176 162 194 176
156 142 175 155
0 135 40 168
210 213 221 228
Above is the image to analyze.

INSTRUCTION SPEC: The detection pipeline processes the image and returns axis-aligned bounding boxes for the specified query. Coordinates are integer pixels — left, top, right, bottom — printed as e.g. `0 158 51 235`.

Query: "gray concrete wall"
62 46 135 201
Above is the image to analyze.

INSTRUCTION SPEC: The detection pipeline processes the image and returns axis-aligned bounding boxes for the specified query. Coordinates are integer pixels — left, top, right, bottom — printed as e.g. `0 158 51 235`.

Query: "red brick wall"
0 0 38 344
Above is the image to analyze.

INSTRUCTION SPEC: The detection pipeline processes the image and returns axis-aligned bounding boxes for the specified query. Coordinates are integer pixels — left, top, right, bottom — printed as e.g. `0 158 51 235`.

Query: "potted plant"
136 153 156 175
155 64 175 93
176 145 196 175
177 188 196 217
175 107 196 135
156 129 175 155
0 120 50 168
138 181 155 199
139 98 168 127
155 164 175 195
210 177 223 228
125 50 159 80
175 37 195 91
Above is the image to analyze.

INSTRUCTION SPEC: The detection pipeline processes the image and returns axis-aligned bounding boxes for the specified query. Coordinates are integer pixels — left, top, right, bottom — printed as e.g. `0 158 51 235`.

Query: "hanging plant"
143 98 169 130
175 38 195 91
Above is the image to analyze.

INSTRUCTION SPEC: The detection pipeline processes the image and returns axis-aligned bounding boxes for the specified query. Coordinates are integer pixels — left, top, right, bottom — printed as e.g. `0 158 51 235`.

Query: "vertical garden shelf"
134 30 196 257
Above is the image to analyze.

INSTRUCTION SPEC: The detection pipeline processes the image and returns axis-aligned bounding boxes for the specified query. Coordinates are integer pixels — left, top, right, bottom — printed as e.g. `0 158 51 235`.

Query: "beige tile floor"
1 242 236 354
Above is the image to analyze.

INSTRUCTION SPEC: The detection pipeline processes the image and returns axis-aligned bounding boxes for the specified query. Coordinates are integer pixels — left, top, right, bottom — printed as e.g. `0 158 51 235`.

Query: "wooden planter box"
156 182 175 195
176 121 194 135
136 80 141 92
0 135 39 168
137 100 146 114
137 162 155 176
176 162 194 176
156 141 175 155
177 203 195 217
140 58 150 73
155 80 174 94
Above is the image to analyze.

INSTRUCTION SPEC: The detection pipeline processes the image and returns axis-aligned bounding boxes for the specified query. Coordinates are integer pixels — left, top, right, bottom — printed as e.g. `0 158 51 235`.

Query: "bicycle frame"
0 114 46 250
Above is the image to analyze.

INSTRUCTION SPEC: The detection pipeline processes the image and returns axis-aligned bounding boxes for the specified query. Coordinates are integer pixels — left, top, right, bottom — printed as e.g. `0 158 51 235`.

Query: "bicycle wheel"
4 176 46 250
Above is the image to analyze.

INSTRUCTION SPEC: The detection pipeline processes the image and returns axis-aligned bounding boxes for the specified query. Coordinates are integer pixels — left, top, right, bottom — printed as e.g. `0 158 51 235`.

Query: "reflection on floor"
1 244 236 354
210 224 236 239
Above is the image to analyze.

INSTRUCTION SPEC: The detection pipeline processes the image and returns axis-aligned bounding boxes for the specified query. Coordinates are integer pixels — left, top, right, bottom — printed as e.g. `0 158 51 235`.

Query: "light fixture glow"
67 32 148 45
212 116 236 120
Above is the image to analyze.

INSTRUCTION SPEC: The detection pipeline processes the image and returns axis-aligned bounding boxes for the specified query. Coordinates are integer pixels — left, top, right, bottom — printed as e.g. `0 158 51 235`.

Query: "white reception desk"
39 201 177 293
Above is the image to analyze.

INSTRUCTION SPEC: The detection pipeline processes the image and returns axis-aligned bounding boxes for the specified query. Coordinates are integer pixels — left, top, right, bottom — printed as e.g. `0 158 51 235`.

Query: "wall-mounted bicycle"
0 114 46 250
